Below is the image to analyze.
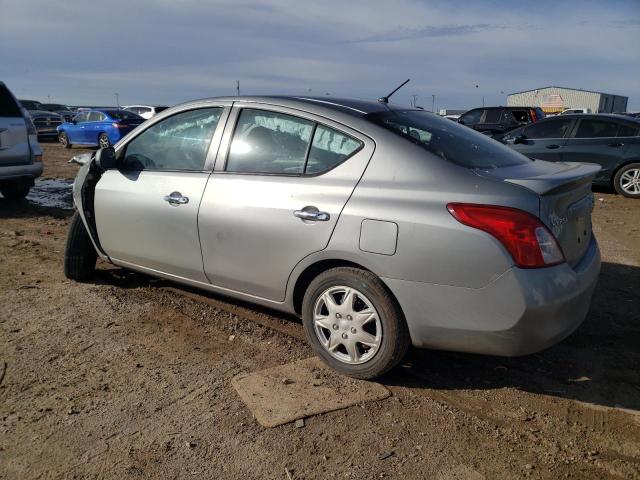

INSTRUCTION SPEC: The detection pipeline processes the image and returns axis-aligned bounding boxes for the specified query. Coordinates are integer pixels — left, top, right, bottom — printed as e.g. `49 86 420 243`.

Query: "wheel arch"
290 257 402 317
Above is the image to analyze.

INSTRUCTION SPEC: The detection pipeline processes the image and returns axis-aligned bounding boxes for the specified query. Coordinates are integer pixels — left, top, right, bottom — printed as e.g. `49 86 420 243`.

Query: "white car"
122 105 169 120
560 108 592 115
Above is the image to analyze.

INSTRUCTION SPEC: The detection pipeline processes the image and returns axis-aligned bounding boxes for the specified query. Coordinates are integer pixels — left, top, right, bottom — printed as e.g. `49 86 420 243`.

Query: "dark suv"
458 106 545 138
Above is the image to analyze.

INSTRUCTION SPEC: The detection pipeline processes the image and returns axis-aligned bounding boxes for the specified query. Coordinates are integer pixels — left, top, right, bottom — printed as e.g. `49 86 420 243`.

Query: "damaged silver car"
65 96 601 379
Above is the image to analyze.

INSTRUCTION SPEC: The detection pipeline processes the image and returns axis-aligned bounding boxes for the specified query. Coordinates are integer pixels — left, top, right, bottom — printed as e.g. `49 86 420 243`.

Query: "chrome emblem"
549 213 569 237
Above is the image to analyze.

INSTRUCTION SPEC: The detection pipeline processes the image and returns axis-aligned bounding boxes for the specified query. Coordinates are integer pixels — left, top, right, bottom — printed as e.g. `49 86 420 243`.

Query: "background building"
507 86 628 114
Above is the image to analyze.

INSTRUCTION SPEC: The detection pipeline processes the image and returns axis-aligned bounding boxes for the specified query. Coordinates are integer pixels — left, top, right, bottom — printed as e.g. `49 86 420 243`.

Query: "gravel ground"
1 144 639 479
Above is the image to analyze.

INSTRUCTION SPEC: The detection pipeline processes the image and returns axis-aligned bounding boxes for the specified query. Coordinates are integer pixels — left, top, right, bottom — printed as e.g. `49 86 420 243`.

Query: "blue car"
57 109 144 149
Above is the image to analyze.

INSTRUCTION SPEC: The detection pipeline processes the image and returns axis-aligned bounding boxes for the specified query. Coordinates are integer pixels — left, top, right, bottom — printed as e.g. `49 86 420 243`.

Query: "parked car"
458 106 545 138
64 96 601 379
57 109 144 149
615 112 640 119
123 105 169 120
41 103 75 122
0 83 43 198
560 108 592 115
501 114 640 198
19 99 64 139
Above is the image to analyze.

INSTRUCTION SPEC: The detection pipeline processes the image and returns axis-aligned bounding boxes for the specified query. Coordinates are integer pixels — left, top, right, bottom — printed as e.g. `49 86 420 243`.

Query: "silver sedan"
65 96 601 379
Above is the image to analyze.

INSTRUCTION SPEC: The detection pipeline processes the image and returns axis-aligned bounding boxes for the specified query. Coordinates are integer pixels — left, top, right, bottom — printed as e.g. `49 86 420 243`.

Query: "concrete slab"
231 357 391 427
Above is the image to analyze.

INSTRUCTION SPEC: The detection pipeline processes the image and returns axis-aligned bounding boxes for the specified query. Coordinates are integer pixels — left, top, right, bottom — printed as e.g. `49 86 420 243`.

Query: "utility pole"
47 95 51 103
482 95 485 107
236 80 240 96
431 94 436 113
115 93 119 108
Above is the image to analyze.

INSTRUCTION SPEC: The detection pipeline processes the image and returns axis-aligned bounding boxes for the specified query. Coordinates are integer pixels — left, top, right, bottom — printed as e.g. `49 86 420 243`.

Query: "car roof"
544 113 640 123
181 95 405 118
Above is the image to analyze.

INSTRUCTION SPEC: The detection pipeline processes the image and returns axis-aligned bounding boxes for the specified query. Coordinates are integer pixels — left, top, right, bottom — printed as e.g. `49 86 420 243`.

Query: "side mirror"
72 120 77 125
94 147 117 170
513 134 526 145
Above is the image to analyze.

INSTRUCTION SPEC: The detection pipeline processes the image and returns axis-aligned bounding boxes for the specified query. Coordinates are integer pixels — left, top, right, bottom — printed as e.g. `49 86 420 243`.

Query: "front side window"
121 108 222 171
227 109 314 174
366 110 530 169
617 123 639 137
459 109 482 125
574 119 619 138
74 112 89 123
524 118 574 139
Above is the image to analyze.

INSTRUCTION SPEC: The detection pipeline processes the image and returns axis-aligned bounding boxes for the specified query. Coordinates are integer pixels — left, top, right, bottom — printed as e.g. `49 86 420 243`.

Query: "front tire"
64 212 98 281
98 133 110 149
59 132 71 149
302 267 410 379
614 163 640 198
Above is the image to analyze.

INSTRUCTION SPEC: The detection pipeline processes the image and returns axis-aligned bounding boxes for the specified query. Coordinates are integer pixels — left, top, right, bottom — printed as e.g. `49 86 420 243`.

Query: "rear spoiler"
504 163 601 196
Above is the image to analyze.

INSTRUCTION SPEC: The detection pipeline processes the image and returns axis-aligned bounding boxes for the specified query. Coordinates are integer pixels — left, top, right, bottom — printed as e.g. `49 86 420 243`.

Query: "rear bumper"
0 161 44 182
383 236 601 356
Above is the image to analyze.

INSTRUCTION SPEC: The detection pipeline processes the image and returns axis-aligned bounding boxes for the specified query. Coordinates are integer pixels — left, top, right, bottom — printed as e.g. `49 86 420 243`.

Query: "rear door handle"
545 144 561 149
608 142 624 147
163 191 189 206
294 209 330 222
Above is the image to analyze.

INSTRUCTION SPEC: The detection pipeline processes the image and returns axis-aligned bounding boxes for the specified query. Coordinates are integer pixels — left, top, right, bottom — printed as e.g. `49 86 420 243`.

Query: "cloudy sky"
1 0 639 110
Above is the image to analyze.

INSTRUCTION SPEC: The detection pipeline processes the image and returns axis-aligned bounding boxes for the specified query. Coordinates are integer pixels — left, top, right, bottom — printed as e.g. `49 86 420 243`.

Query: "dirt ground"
1 143 639 480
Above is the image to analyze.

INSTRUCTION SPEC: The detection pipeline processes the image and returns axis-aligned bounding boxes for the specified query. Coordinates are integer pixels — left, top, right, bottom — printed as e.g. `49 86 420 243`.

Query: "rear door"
198 104 374 301
0 83 30 167
561 118 633 179
86 111 106 144
508 117 575 161
94 105 230 281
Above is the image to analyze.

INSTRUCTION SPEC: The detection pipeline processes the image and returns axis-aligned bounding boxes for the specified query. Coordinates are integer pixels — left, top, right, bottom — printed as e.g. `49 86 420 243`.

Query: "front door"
510 116 575 161
93 105 229 281
198 105 374 301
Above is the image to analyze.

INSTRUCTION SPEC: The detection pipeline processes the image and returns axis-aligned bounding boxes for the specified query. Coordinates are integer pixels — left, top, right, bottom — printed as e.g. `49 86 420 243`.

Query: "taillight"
530 109 538 122
447 203 565 268
112 122 122 128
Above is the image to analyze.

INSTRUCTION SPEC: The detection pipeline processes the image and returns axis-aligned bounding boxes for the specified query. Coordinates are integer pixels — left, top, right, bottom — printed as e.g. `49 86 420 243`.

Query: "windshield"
20 100 44 110
42 103 70 111
365 110 532 169
104 110 143 121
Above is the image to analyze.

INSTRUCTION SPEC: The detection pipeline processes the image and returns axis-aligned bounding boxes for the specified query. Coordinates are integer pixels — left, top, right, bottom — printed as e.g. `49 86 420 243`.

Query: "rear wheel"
98 133 110 149
302 267 410 379
64 212 98 281
614 163 640 198
0 180 31 199
59 132 71 149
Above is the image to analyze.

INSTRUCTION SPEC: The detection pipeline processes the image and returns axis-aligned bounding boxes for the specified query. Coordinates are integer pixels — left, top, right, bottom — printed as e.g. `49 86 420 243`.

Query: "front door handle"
546 144 561 149
163 191 189 206
294 209 330 222
608 142 624 147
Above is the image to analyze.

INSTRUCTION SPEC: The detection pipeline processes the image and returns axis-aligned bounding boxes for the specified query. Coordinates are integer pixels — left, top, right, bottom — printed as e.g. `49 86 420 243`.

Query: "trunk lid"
476 160 601 268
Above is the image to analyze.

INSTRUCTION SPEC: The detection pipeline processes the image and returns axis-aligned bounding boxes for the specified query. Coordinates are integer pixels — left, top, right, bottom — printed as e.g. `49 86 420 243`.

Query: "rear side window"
511 110 529 123
0 86 23 117
88 112 103 122
524 118 574 139
122 108 222 171
306 125 363 174
617 124 638 137
366 110 530 169
227 109 314 174
574 119 619 138
483 110 502 123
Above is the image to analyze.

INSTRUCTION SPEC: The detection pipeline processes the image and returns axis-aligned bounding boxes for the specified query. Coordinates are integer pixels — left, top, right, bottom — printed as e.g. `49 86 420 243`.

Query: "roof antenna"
379 78 410 104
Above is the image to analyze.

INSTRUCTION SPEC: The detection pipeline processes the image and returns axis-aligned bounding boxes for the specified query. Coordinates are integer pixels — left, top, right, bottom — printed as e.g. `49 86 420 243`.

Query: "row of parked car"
456 106 640 197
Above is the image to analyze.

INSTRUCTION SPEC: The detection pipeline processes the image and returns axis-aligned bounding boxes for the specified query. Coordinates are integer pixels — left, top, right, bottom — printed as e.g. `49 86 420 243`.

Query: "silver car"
65 96 601 379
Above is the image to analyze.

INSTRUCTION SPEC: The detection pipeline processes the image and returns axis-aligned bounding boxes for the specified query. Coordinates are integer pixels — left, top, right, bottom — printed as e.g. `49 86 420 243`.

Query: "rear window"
105 110 142 121
366 110 531 169
0 85 22 117
155 106 169 113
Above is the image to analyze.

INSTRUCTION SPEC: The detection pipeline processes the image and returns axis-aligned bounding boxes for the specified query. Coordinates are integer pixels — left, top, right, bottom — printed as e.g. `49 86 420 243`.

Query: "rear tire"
302 267 410 379
64 212 98 281
59 132 71 149
614 163 640 198
0 180 31 199
98 133 110 149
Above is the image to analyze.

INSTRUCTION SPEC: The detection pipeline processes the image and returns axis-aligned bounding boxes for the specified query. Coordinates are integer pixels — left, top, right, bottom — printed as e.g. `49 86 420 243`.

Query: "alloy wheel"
620 168 640 195
313 286 382 365
99 135 110 149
